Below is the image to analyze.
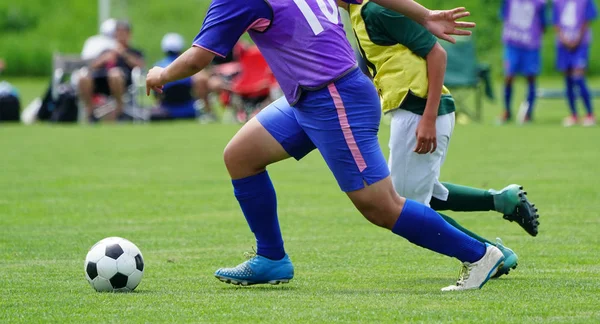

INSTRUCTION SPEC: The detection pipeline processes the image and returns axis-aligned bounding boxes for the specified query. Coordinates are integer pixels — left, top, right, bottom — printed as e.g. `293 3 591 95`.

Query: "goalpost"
98 0 129 32
98 0 111 32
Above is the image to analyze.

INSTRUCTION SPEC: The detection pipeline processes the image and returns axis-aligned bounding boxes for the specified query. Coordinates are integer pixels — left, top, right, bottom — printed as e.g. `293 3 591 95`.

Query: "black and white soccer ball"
84 237 144 292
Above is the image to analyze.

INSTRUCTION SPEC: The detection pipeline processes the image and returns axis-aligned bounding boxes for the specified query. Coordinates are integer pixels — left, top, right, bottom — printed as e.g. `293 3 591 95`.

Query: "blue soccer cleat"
491 238 518 278
215 253 294 286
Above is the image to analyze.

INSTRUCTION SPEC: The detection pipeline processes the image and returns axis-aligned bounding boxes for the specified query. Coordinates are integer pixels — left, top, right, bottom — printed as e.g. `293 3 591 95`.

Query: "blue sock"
504 83 513 118
232 171 285 260
565 76 577 117
527 79 536 119
574 76 593 116
392 200 486 263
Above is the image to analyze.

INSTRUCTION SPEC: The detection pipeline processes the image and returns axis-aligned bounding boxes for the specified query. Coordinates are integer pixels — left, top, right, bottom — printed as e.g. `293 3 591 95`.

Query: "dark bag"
38 83 78 123
0 82 20 122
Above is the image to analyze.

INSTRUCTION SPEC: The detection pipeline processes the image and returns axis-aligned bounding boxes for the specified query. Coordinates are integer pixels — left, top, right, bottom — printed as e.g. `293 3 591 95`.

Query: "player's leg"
107 67 126 121
501 46 517 123
192 70 216 122
520 48 541 123
215 97 316 285
410 109 538 237
430 183 539 236
295 70 503 290
571 45 595 126
524 75 537 122
557 46 579 126
389 110 520 276
438 213 518 278
77 68 96 122
388 109 444 204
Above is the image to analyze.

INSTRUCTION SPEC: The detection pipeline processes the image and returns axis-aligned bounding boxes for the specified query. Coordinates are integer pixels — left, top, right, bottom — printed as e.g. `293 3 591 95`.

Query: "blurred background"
0 0 598 125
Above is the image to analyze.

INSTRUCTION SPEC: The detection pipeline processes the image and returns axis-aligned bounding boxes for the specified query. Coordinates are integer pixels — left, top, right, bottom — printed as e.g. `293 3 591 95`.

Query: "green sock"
440 213 495 246
430 182 495 212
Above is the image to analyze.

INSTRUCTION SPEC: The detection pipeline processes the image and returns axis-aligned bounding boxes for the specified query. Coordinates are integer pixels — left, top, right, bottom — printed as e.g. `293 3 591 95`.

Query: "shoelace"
243 247 257 260
496 238 505 248
454 263 473 286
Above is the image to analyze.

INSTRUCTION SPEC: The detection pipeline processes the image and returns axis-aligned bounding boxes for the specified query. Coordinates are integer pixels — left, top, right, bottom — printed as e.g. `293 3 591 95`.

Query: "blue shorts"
556 44 590 71
504 45 541 76
256 68 389 192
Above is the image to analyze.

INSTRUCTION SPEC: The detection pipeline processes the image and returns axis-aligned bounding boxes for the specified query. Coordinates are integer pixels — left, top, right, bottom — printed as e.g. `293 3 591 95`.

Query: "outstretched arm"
146 0 271 95
146 47 214 95
370 0 475 43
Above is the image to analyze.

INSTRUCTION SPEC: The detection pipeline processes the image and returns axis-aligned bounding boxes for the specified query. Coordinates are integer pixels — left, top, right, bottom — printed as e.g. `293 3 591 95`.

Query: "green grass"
1 88 600 322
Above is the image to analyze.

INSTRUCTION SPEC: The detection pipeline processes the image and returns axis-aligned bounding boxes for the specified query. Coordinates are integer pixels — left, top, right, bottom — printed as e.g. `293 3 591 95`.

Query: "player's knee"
350 188 402 229
78 75 92 89
107 68 125 83
223 142 240 175
572 69 585 77
223 141 257 178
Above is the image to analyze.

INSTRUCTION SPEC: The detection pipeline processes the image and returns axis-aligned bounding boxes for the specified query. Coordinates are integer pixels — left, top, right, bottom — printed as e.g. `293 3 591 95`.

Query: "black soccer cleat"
503 189 540 237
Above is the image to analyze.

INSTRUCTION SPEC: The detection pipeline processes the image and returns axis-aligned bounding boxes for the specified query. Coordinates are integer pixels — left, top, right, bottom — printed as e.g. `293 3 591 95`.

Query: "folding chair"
441 36 494 122
53 52 148 123
52 53 91 122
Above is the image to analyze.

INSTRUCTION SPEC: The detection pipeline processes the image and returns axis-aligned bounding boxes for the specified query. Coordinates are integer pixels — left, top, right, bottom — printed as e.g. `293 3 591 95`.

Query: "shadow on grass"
211 278 459 296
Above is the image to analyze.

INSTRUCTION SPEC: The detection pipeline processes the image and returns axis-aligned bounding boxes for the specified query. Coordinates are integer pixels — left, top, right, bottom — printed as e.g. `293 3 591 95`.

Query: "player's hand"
414 118 437 154
100 51 118 64
423 7 476 44
146 67 165 96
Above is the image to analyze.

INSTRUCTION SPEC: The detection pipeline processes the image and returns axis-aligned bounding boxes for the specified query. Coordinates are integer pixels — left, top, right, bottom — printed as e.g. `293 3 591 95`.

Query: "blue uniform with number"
193 0 388 192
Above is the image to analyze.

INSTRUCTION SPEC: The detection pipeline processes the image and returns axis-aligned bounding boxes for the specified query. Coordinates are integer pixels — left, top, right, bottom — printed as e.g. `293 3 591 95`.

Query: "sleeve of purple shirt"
192 0 272 58
586 0 598 21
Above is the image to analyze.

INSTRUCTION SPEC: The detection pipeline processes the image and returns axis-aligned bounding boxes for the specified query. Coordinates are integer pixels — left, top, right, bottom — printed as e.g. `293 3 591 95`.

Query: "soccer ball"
84 237 144 292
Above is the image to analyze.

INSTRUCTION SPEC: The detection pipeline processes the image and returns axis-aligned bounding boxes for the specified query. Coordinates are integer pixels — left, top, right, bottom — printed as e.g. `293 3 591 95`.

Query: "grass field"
1 98 600 322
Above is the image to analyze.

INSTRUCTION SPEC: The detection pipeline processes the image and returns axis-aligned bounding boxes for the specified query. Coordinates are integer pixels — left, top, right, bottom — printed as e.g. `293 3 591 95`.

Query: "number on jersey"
560 1 578 28
508 0 536 29
293 0 340 35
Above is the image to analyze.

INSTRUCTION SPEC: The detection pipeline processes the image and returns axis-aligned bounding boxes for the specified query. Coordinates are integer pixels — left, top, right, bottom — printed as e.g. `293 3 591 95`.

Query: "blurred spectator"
150 33 212 121
78 20 144 122
555 0 597 127
206 41 246 94
499 0 547 124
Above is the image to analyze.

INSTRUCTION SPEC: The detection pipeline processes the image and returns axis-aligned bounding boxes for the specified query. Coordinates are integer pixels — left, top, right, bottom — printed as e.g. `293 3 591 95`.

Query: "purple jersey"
553 0 598 46
194 0 358 105
502 0 547 49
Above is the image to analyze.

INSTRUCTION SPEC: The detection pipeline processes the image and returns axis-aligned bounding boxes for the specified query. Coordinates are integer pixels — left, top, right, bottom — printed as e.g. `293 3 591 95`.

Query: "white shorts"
388 109 455 206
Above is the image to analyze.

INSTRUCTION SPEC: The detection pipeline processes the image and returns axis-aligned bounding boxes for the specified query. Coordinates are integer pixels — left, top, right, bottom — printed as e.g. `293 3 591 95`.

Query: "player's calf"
346 177 404 229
